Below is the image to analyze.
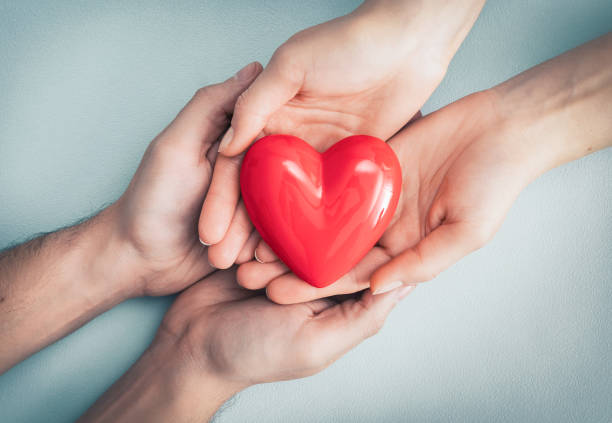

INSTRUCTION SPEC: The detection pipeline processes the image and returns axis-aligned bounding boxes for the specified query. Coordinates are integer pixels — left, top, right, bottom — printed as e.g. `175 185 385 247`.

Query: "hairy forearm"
78 336 240 423
0 206 139 373
491 32 612 177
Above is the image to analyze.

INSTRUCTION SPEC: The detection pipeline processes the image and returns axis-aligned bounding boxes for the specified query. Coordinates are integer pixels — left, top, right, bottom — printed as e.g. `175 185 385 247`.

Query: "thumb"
217 48 304 156
305 285 415 364
370 221 490 294
163 61 263 152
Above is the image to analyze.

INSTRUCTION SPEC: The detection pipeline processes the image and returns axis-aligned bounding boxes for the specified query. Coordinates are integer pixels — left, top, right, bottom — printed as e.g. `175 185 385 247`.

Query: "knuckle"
421 267 439 282
193 86 213 101
233 91 249 113
298 346 322 369
193 83 226 104
413 248 438 282
365 314 386 338
274 49 302 84
471 223 495 248
351 301 384 338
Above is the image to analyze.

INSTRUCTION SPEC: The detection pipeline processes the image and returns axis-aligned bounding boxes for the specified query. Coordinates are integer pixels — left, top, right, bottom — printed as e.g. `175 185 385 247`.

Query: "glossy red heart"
240 134 402 288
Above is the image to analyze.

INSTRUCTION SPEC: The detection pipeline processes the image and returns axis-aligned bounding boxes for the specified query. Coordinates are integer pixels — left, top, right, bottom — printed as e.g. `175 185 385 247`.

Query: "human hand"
110 62 262 296
198 0 486 267
236 86 564 301
79 270 415 422
234 91 511 301
239 32 612 301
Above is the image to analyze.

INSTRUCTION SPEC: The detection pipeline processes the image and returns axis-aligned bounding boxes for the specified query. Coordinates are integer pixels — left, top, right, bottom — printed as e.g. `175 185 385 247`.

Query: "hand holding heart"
237 90 538 302
196 1 477 267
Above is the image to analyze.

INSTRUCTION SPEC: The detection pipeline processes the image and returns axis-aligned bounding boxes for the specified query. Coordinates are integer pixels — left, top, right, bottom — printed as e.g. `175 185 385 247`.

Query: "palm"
165 277 322 383
200 15 447 262
260 17 444 150
237 92 528 303
381 92 525 265
159 270 394 385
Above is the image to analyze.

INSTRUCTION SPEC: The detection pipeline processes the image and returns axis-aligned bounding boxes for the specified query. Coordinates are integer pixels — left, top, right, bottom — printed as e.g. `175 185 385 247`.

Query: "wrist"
81 205 147 301
80 336 242 423
488 82 585 181
488 34 612 176
439 89 549 190
352 0 486 66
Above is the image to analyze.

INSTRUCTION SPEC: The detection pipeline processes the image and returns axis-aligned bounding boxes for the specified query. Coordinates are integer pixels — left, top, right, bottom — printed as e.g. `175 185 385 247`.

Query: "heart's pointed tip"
304 279 335 289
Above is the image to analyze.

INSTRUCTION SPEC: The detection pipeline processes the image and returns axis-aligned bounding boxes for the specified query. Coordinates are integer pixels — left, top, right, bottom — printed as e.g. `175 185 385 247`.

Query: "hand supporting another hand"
79 270 415 423
0 63 262 373
198 0 486 268
113 62 263 296
237 33 612 304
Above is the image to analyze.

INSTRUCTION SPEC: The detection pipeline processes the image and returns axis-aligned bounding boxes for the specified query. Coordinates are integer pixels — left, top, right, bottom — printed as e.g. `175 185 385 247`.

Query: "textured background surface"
0 1 611 422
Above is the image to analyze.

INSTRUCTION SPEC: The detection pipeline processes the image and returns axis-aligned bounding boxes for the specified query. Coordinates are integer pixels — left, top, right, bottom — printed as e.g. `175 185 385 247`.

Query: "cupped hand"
110 63 262 296
79 269 415 422
238 90 536 303
156 268 415 387
198 4 455 268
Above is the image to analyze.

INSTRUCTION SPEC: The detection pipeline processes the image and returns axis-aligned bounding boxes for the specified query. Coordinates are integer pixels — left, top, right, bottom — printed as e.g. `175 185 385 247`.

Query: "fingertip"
266 274 328 305
369 256 405 295
236 263 252 289
207 244 236 270
265 276 314 305
236 260 288 290
236 231 260 264
217 126 235 155
198 212 224 246
233 61 263 84
255 240 278 263
217 130 255 156
265 284 286 305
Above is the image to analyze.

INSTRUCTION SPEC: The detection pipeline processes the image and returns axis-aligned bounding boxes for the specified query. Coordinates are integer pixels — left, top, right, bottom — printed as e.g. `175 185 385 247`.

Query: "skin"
0 63 414 421
78 270 414 422
0 63 263 373
198 0 487 267
237 32 612 303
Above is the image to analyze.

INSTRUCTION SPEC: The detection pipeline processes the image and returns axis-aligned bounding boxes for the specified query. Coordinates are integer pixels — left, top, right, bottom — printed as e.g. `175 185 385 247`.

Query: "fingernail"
372 280 403 295
254 249 264 264
234 62 259 82
397 285 416 301
199 237 211 247
218 127 234 153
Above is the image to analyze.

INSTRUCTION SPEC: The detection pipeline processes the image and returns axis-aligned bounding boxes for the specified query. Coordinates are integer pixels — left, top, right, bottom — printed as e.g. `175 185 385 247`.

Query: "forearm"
0 206 139 373
78 336 241 423
353 0 486 63
491 32 612 177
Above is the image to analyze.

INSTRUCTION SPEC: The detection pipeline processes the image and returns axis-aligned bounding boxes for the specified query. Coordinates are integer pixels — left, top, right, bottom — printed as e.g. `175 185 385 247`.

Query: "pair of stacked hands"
1 1 610 421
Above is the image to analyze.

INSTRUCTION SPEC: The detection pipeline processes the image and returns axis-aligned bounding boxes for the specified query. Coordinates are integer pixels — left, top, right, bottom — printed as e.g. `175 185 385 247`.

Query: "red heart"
240 135 402 288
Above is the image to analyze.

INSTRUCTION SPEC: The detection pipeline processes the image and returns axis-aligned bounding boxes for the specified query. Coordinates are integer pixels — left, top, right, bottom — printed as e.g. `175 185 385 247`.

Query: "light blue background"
1 1 611 422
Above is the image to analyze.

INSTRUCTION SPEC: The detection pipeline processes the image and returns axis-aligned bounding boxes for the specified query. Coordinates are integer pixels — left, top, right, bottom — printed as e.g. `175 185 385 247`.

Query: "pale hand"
197 0 485 268
236 90 522 302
